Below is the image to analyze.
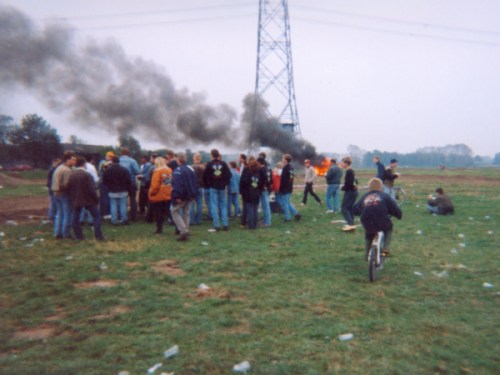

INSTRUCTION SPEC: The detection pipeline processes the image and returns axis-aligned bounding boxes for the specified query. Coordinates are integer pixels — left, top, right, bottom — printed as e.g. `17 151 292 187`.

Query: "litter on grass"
485 215 491 219
164 345 179 358
338 333 354 341
6 220 18 226
416 230 422 235
469 217 474 221
207 228 217 233
99 262 108 271
233 361 251 373
487 231 493 235
0 232 4 237
331 220 347 224
198 283 210 290
459 243 466 248
285 230 292 234
432 271 449 278
118 371 130 375
458 233 465 238
201 241 209 246
414 271 424 276
483 282 493 288
65 255 74 261
147 363 162 374
451 248 458 254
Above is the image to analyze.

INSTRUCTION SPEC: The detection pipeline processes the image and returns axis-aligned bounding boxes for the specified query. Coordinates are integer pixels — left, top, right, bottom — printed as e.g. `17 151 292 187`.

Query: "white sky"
1 0 499 156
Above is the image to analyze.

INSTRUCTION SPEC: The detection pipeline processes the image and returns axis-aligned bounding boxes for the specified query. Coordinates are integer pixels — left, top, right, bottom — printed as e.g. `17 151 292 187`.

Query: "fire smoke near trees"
0 5 318 161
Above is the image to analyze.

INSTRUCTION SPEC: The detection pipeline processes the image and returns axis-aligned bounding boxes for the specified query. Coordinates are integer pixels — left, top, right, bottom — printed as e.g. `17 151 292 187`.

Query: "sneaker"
342 225 356 232
300 203 305 206
326 210 334 214
223 226 229 231
294 214 302 221
177 232 189 241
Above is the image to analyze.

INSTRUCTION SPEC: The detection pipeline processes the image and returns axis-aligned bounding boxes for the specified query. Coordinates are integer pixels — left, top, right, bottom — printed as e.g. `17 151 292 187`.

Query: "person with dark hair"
171 152 199 241
67 156 105 241
341 156 358 231
138 155 151 215
239 153 248 227
257 156 273 227
52 151 76 239
373 156 385 180
427 187 455 215
165 150 178 171
382 158 399 201
240 159 265 229
227 161 241 218
98 151 115 219
279 154 301 222
190 153 206 225
79 154 99 226
103 156 131 225
203 148 231 231
47 157 61 222
354 178 402 258
119 147 140 221
148 157 172 234
302 159 322 206
325 158 342 213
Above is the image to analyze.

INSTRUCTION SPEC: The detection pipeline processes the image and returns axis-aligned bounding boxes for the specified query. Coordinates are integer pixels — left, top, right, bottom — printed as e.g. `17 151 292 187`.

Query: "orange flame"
313 157 331 177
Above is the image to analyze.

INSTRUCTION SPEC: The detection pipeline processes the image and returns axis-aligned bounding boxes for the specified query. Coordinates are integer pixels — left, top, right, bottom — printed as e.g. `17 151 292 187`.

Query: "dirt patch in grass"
124 262 142 268
73 280 120 289
13 325 55 341
224 321 251 334
152 259 186 276
92 305 132 320
0 195 48 222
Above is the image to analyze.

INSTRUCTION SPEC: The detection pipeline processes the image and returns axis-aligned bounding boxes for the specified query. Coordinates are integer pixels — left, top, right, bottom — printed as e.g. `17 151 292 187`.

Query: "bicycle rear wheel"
394 187 406 206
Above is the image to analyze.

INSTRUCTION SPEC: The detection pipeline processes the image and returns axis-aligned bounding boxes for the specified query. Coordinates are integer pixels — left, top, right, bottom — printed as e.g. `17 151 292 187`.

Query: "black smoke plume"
0 5 237 146
241 94 317 161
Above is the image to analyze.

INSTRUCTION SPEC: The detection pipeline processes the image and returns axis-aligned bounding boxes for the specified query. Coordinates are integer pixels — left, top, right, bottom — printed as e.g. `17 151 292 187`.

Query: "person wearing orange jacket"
148 157 172 235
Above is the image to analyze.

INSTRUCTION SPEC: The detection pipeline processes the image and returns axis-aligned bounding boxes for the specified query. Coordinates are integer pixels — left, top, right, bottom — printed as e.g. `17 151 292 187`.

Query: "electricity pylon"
249 0 301 151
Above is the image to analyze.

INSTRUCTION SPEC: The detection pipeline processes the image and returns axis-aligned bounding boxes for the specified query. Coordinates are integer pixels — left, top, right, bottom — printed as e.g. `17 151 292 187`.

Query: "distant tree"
0 115 16 144
118 135 142 160
9 114 61 168
68 134 85 145
493 153 500 166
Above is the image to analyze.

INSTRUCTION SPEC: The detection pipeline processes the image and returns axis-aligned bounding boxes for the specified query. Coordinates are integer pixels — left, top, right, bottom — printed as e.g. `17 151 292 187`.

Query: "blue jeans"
427 205 439 214
209 188 228 228
274 193 283 212
109 192 128 224
342 191 358 225
326 184 341 211
80 208 94 225
54 195 73 238
48 192 57 221
190 188 204 225
227 192 241 217
280 193 298 221
383 186 396 202
73 205 104 240
246 202 258 229
204 188 212 219
260 191 271 225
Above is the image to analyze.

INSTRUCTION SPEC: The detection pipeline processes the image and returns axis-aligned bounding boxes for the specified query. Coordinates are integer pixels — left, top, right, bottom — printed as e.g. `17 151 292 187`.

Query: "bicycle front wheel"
368 246 377 282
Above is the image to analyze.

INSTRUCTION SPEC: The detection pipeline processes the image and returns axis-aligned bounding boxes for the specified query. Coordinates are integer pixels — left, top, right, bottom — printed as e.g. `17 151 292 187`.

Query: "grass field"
0 169 498 374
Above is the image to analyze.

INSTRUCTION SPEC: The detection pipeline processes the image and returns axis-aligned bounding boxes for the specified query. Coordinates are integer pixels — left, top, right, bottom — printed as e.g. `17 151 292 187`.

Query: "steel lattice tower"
251 0 301 148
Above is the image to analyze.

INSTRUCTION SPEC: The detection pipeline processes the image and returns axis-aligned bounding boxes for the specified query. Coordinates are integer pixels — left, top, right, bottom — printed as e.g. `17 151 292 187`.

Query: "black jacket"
102 163 131 193
279 163 294 194
353 190 402 234
240 168 265 204
203 159 231 190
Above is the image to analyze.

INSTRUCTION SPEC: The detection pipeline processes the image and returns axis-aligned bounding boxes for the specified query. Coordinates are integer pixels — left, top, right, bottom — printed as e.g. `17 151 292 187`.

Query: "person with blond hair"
148 157 172 234
354 178 402 258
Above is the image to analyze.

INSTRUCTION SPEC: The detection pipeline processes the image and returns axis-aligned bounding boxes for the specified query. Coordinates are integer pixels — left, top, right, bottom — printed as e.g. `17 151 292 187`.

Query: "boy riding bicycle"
353 178 402 259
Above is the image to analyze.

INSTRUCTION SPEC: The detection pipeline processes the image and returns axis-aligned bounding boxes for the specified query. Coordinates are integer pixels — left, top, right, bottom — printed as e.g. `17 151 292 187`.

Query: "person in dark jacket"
257 156 273 227
47 157 61 222
240 158 265 229
373 156 385 180
279 154 301 222
171 152 198 241
325 158 343 213
427 187 455 215
341 156 357 231
354 178 402 258
382 158 399 201
203 148 231 231
67 157 105 241
102 156 131 225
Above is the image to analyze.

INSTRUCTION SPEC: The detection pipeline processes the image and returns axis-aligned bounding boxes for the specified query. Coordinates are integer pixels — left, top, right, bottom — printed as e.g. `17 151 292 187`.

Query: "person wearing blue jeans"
340 156 358 231
203 149 232 231
257 157 272 226
190 187 204 225
279 154 301 222
325 158 343 213
227 161 241 217
102 156 132 225
51 151 76 239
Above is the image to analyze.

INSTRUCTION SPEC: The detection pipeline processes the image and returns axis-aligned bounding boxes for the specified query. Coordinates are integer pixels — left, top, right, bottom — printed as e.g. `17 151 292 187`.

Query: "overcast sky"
1 0 499 156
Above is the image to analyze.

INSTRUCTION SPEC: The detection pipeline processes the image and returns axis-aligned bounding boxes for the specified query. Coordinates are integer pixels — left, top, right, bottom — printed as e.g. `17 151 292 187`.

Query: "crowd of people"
47 148 454 250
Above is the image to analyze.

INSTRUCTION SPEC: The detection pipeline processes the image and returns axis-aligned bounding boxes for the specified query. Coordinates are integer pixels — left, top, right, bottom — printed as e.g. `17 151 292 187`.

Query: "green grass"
0 169 499 374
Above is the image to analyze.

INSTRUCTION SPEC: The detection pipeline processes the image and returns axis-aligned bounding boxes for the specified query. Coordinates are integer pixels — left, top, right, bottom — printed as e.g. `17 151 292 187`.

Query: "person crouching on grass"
353 178 402 259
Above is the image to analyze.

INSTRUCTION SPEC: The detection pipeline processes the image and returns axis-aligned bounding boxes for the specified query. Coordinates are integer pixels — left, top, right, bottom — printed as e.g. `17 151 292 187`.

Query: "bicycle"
358 185 407 207
368 231 385 282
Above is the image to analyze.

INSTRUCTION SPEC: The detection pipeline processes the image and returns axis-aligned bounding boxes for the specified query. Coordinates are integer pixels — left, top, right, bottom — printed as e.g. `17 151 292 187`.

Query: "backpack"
182 165 199 200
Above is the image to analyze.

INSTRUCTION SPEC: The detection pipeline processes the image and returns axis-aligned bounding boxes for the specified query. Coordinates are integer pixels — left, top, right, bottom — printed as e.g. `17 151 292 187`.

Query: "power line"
42 2 255 22
294 16 500 48
293 4 500 37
